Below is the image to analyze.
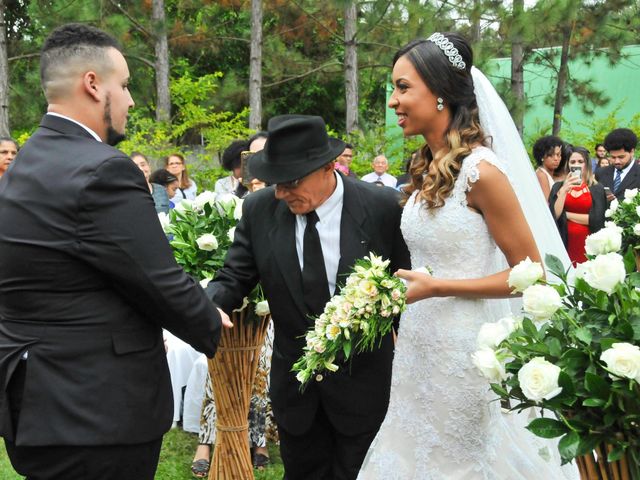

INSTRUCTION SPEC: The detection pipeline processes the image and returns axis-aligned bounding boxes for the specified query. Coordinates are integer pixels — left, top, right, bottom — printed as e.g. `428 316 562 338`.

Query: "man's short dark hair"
40 23 121 102
222 139 250 171
149 169 178 186
595 143 605 150
604 128 638 153
532 135 563 165
344 143 353 150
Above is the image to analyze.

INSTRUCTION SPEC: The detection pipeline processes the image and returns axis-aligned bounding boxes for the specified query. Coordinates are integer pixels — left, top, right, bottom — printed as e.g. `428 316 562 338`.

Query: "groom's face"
274 163 336 215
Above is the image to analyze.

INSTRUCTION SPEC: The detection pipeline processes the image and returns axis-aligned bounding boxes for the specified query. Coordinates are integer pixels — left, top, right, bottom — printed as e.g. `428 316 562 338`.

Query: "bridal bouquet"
607 187 640 252
292 253 407 388
472 224 640 478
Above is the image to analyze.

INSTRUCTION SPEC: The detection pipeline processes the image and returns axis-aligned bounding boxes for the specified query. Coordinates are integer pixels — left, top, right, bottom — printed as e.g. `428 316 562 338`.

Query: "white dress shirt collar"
46 112 102 142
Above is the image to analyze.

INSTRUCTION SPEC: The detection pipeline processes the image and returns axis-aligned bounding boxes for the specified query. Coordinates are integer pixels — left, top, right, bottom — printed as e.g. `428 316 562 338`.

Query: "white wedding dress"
358 147 577 480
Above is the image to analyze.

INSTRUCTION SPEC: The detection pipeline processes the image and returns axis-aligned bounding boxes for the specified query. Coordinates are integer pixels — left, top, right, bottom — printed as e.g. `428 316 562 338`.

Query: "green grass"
1 429 283 480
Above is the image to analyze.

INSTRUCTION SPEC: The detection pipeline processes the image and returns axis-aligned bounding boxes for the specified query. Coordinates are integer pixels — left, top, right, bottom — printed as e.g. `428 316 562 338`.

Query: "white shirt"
615 158 635 184
295 172 343 296
361 171 397 188
46 112 102 142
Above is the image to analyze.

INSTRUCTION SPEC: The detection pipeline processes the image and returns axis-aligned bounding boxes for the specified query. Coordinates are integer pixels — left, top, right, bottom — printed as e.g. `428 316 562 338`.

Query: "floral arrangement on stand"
607 188 640 256
160 191 269 480
472 225 640 480
292 253 407 388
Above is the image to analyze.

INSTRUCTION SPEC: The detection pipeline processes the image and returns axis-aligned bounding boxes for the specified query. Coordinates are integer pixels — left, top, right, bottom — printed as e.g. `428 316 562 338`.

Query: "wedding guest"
0 23 230 480
533 135 564 201
335 144 357 178
0 137 18 179
214 139 249 195
131 151 170 213
549 146 606 265
597 156 610 170
206 115 410 480
595 128 640 202
395 150 418 193
592 142 607 171
248 131 268 153
361 154 397 187
165 153 197 203
150 169 180 208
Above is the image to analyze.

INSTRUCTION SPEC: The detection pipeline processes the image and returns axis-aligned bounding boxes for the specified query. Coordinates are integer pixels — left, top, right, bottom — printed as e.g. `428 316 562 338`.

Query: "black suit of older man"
0 114 223 479
207 115 410 480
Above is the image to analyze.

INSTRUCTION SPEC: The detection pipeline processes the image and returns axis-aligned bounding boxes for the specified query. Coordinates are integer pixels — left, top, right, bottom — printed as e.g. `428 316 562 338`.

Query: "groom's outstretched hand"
218 308 234 328
394 269 437 304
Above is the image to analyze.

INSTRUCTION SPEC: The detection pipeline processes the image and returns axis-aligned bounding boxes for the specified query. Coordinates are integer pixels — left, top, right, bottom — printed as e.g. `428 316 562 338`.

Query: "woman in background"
533 135 565 201
165 153 197 203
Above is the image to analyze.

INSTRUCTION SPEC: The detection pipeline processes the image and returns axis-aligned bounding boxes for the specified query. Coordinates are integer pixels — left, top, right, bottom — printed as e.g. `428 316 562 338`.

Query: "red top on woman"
564 183 592 265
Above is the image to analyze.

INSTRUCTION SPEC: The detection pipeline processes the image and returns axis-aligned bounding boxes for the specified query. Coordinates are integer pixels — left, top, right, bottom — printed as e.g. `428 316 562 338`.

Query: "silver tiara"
427 33 466 70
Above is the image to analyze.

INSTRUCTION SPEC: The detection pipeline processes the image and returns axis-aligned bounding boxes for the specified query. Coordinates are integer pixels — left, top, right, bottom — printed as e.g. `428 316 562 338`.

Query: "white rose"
472 348 507 382
581 252 625 294
508 257 544 293
477 316 517 350
199 277 212 289
518 357 562 402
255 300 270 316
605 208 613 218
196 233 218 251
636 205 640 217
610 199 619 212
601 343 640 382
193 191 217 210
522 285 562 321
624 188 638 201
635 224 640 236
157 212 171 233
585 225 622 256
233 198 244 220
228 227 236 242
174 199 193 213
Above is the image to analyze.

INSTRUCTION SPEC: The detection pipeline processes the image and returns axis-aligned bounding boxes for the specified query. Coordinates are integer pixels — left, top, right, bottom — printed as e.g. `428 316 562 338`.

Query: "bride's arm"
397 160 541 303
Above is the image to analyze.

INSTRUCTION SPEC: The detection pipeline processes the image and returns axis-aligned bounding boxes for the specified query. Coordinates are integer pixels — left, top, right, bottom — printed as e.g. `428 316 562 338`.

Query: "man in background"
361 154 397 187
596 128 640 202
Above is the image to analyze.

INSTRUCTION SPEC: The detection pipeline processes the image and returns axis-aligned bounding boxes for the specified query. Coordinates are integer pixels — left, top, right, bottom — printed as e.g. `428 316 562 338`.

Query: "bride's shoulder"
461 146 508 188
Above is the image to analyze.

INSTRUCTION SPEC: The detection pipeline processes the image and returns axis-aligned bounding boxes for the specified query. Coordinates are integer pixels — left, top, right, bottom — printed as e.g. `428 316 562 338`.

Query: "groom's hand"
218 308 234 328
394 269 436 304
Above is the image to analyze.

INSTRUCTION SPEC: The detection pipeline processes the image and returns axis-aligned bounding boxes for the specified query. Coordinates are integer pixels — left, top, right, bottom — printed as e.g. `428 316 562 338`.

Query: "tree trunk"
552 23 573 136
510 0 525 137
344 0 358 134
249 0 263 131
152 0 170 123
0 0 10 137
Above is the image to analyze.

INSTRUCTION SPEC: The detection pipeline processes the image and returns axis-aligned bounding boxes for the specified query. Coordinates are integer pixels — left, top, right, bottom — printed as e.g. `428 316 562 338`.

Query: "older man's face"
372 157 388 175
274 164 336 215
0 140 17 175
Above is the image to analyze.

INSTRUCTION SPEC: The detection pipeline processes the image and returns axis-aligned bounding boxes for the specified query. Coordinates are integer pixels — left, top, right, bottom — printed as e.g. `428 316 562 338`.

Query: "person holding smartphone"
548 145 607 265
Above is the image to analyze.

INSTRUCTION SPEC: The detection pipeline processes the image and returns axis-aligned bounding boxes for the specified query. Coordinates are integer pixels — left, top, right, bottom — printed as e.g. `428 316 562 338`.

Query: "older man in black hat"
206 115 410 480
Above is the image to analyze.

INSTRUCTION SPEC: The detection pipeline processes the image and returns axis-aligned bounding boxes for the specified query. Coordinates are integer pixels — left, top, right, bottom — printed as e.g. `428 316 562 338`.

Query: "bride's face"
389 55 443 137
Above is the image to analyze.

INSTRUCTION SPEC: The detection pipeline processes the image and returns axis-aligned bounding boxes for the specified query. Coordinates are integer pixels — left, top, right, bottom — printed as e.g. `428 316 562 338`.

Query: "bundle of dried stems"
208 309 270 480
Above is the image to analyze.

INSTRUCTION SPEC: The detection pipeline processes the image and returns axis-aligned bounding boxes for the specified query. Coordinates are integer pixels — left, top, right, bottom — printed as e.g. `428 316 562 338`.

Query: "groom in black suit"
595 128 640 201
207 115 410 480
0 24 230 480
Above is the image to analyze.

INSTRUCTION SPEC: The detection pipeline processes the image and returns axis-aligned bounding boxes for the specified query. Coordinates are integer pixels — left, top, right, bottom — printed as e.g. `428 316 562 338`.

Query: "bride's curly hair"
394 33 488 209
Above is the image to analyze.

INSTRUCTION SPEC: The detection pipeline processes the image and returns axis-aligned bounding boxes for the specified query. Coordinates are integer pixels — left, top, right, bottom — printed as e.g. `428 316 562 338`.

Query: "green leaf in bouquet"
526 417 568 438
582 398 607 407
343 341 352 359
603 412 618 428
490 383 509 398
561 348 589 371
576 434 606 457
575 327 592 345
608 444 626 462
585 372 610 400
558 371 576 397
628 316 640 340
624 246 637 273
545 254 568 281
596 291 610 311
522 317 539 338
545 337 563 358
629 272 640 288
558 431 581 463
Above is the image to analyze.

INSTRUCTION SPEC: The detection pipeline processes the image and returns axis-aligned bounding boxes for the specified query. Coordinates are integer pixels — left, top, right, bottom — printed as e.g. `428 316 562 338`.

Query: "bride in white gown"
358 33 577 479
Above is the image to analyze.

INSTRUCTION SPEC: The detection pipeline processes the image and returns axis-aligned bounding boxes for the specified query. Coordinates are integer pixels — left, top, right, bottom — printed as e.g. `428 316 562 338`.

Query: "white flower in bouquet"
636 205 640 217
157 212 171 233
601 343 640 383
518 357 563 402
472 348 507 382
584 225 622 256
579 252 625 294
174 199 193 213
255 300 270 317
634 224 640 236
193 191 217 211
624 188 638 201
359 279 378 298
227 227 236 242
522 285 562 322
508 257 544 293
199 277 212 289
325 323 341 340
196 233 218 251
233 296 249 312
610 198 619 212
233 198 244 220
477 316 518 350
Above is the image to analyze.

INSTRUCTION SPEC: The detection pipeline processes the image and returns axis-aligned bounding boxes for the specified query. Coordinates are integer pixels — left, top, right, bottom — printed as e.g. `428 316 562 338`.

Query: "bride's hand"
394 269 438 304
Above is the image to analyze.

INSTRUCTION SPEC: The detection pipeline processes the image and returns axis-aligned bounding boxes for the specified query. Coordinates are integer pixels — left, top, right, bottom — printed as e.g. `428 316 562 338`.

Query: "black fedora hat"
249 115 345 184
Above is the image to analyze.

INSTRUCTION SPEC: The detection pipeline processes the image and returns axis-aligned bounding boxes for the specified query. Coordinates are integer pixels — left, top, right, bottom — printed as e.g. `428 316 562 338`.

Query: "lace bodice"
358 147 576 480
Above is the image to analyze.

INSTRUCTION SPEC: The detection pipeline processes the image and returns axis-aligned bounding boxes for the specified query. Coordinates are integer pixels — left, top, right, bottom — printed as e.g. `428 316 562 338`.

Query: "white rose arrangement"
472 225 640 467
292 253 407 387
608 188 640 252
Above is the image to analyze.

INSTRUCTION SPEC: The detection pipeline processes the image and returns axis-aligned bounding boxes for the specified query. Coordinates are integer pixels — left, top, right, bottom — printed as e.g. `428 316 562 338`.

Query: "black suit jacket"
595 162 640 200
207 176 410 436
0 115 222 446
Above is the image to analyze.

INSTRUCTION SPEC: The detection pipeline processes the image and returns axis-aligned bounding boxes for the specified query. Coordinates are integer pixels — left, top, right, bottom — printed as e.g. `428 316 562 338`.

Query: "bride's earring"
437 97 444 111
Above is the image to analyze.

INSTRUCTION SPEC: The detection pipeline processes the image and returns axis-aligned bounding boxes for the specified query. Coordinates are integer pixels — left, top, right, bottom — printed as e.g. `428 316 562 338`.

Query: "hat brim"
248 137 346 185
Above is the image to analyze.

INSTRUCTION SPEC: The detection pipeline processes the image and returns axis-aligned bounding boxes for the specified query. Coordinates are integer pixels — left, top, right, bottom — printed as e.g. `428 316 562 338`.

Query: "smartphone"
604 186 612 194
570 166 582 178
240 151 255 187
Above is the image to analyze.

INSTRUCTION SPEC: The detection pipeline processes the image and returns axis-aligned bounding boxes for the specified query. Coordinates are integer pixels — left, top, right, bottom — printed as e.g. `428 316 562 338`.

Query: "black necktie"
302 211 330 316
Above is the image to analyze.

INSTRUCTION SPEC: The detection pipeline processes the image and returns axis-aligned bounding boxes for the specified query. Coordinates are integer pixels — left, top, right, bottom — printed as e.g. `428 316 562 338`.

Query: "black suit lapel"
618 162 640 193
268 202 307 316
336 178 371 289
